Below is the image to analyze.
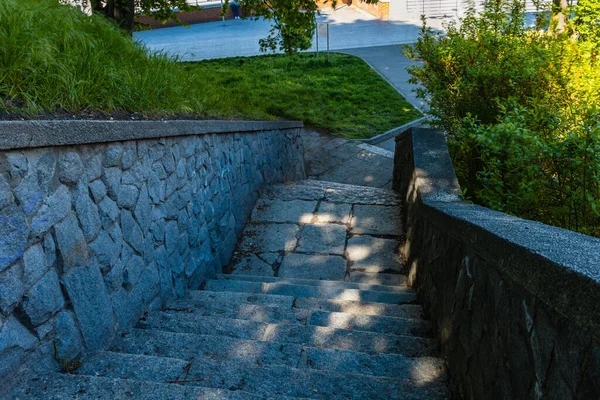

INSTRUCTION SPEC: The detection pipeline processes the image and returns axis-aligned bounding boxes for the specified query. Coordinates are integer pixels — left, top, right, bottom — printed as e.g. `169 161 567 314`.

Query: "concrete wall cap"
0 119 304 150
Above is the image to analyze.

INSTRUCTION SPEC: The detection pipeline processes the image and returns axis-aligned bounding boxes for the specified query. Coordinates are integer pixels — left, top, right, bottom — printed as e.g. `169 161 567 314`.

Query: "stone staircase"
8 180 449 399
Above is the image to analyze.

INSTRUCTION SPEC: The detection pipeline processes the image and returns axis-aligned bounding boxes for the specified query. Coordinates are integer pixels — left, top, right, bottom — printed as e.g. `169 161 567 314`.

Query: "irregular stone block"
103 144 123 167
0 262 24 314
22 244 47 288
164 220 179 255
134 184 151 234
239 224 299 253
279 254 347 280
54 311 83 364
101 167 121 199
14 171 42 217
351 205 402 236
121 142 136 170
30 185 71 239
121 162 144 188
103 259 125 293
231 254 274 277
0 205 28 271
88 180 107 203
63 261 115 351
251 199 316 224
6 153 27 182
315 202 352 224
54 213 89 269
0 316 38 382
120 210 145 254
22 270 64 326
117 185 139 209
123 254 145 290
0 174 13 209
147 171 164 204
73 181 101 242
297 223 347 255
58 152 84 185
85 154 102 182
89 230 120 271
43 233 56 268
346 235 403 273
98 196 119 228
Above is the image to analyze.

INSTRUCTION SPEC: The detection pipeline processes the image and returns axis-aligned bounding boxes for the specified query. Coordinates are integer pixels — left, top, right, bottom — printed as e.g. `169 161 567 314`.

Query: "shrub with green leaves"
405 0 600 237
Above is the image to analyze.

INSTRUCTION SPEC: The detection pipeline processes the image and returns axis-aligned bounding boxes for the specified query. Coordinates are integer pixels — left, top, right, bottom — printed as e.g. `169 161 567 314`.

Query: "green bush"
405 0 600 237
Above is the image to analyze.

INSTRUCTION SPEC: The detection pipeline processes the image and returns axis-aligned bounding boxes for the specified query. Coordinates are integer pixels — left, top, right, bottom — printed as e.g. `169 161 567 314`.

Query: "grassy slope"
0 0 420 139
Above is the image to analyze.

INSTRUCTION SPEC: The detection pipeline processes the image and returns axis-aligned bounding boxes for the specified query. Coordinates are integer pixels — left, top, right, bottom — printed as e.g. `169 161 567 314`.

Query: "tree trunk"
552 0 569 33
103 0 136 32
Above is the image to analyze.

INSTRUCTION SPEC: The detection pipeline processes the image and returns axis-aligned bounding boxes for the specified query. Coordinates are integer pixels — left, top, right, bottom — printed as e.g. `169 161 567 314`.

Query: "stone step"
263 324 436 357
76 351 449 399
137 312 436 356
7 370 262 399
112 328 302 368
302 347 447 383
263 180 402 205
176 289 296 308
309 310 431 337
164 299 311 325
348 271 408 286
217 274 408 292
177 290 424 320
163 297 429 336
112 328 444 381
204 280 416 305
293 297 424 319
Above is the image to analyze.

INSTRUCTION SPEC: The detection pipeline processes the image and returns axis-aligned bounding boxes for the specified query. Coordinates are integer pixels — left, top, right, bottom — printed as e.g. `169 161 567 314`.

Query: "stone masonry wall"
393 127 600 399
0 120 305 385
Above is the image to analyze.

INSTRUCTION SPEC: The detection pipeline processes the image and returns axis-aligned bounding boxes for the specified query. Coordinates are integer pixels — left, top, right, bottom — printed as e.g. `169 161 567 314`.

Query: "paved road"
134 7 446 61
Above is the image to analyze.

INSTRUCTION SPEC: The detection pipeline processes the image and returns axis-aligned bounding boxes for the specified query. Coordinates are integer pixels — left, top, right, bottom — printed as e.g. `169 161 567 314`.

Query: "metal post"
220 0 225 24
327 24 330 63
316 21 319 58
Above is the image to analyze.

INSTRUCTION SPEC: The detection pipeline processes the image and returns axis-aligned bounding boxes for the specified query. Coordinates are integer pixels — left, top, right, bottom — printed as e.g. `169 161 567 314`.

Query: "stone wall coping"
397 126 600 330
0 119 304 150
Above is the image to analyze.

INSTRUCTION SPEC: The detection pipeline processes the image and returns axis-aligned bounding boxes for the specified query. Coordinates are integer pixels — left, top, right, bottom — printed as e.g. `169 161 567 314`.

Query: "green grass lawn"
1 0 421 139
183 54 421 139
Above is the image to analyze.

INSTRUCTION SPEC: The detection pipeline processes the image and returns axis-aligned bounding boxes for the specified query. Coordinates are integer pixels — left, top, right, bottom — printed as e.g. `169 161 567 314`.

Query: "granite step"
204 280 416 304
309 310 431 337
75 351 449 399
176 290 424 320
292 297 424 319
7 371 263 399
217 274 409 292
137 313 436 356
112 329 302 368
163 299 311 325
263 180 403 205
162 299 430 336
347 271 408 286
112 328 444 380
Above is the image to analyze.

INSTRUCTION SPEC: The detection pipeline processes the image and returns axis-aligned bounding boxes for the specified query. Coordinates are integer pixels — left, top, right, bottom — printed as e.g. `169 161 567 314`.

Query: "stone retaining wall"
0 120 305 384
393 127 600 399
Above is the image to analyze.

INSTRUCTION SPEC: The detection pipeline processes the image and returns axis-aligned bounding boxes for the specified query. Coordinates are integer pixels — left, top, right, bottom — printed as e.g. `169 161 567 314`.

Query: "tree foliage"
65 0 199 30
404 0 600 237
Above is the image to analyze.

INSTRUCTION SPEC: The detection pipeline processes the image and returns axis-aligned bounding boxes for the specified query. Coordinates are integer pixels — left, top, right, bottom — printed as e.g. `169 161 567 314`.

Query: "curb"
363 117 427 145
